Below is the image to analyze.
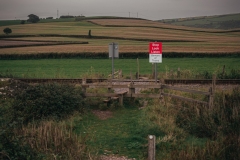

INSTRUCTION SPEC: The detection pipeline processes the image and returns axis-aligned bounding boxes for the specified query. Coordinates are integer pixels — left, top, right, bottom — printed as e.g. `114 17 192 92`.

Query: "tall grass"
17 120 90 160
143 86 240 159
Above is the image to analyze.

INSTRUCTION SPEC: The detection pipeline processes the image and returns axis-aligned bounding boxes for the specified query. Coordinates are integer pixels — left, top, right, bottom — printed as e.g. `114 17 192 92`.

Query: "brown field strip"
0 19 240 54
88 19 226 32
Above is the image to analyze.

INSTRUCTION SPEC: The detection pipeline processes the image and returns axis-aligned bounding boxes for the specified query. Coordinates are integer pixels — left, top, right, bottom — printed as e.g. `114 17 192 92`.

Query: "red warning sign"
149 42 162 54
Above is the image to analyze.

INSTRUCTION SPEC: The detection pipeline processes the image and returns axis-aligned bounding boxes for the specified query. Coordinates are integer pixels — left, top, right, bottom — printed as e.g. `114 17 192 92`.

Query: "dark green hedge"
0 52 239 60
12 83 84 124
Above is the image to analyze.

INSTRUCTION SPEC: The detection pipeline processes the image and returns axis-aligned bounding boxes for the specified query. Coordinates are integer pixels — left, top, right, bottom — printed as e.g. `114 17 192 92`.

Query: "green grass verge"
0 58 239 78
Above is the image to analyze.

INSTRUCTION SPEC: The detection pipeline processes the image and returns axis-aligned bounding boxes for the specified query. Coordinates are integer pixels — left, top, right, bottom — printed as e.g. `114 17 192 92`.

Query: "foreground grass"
74 107 148 159
0 58 240 78
1 79 239 159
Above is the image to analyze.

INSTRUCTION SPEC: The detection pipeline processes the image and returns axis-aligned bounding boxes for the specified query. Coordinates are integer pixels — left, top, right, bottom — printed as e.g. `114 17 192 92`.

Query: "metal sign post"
109 42 119 79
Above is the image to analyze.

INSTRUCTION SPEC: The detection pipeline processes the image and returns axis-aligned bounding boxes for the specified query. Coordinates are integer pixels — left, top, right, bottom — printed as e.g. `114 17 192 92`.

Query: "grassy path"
74 107 152 159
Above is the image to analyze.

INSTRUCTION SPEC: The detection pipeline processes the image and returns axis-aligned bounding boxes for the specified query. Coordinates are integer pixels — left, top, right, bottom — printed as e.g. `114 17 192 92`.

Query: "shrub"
3 27 12 35
0 100 41 160
12 83 85 124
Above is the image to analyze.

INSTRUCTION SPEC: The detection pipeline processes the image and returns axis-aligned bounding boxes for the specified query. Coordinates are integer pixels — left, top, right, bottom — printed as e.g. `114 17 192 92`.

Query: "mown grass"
0 58 239 78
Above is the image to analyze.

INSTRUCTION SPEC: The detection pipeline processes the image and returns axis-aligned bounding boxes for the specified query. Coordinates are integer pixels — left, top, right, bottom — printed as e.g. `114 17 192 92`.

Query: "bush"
12 83 85 124
3 27 12 35
0 99 41 160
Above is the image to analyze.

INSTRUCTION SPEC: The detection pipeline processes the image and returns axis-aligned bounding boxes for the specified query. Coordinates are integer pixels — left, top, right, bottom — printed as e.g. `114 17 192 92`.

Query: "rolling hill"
158 13 240 30
0 16 240 58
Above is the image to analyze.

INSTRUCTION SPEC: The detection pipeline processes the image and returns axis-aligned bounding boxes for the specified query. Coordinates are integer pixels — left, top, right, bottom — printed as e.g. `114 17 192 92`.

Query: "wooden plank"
162 93 208 105
88 84 129 88
117 91 128 95
85 93 117 97
125 93 160 98
133 84 161 88
162 85 210 95
111 97 119 100
88 84 161 89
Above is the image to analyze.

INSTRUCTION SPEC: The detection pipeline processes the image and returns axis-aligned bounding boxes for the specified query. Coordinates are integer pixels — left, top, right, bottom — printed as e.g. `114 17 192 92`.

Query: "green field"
1 58 239 78
160 13 240 30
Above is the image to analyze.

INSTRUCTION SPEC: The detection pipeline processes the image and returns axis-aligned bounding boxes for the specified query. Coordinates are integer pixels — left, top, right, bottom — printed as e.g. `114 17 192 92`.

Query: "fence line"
82 76 216 107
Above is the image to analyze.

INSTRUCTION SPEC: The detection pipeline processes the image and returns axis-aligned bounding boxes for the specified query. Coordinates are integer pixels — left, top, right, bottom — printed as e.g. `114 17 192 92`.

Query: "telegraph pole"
57 9 59 19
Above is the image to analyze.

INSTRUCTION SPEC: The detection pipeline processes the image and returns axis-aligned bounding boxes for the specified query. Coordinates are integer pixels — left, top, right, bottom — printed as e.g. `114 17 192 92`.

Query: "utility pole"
57 9 59 19
129 12 130 18
137 12 138 18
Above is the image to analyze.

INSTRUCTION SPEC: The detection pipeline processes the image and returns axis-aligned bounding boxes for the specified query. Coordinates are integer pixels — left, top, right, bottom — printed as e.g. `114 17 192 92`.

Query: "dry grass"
17 120 89 159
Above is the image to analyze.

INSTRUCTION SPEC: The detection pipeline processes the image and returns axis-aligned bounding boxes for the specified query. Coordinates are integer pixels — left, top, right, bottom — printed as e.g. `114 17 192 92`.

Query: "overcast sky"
0 0 239 20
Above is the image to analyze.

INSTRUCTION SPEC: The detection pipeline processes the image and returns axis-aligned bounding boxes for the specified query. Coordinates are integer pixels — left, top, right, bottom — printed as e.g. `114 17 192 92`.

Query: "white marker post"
149 42 162 83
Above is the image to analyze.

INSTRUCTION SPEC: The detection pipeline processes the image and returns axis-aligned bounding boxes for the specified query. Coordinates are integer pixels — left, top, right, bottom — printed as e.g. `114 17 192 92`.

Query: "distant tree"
3 27 12 35
88 30 92 38
27 14 40 23
46 17 53 19
60 15 74 19
20 20 25 24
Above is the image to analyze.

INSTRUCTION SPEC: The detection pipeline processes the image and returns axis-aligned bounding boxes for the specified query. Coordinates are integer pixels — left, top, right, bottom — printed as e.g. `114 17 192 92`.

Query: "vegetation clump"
174 87 240 159
3 27 12 35
27 14 40 23
12 83 85 124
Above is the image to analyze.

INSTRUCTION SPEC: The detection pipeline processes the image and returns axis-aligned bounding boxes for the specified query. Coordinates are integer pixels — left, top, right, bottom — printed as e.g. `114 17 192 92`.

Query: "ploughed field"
0 18 239 55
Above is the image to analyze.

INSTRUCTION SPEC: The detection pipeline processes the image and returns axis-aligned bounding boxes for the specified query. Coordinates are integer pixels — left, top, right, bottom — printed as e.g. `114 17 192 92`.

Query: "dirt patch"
100 155 135 160
92 110 113 120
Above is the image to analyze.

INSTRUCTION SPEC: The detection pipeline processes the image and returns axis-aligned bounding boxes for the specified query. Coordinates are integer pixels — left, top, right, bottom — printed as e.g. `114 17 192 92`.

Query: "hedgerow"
0 52 239 60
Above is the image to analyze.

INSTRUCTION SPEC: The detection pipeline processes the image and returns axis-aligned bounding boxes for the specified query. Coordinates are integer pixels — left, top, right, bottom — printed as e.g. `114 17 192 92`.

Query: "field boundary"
1 52 240 60
0 39 88 48
0 34 200 42
12 78 240 84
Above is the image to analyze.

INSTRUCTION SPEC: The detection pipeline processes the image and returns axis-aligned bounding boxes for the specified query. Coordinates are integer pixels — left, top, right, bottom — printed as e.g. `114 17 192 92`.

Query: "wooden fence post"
209 74 216 109
148 135 156 160
160 78 165 102
119 69 122 79
212 74 216 95
128 82 135 95
119 94 123 106
209 87 213 109
82 78 87 96
177 67 180 78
